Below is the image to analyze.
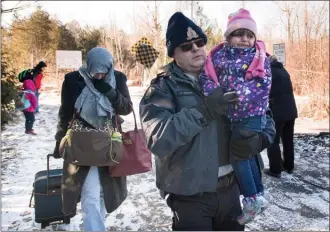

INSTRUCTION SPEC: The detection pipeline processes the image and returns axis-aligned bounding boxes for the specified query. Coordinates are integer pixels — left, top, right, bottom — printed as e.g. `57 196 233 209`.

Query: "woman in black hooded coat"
265 55 298 178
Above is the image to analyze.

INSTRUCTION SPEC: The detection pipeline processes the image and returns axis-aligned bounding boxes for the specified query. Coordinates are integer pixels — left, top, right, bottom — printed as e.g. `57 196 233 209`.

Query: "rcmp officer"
139 12 275 231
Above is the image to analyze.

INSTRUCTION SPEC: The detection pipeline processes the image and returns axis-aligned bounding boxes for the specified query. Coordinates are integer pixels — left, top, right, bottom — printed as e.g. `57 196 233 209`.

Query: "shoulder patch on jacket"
150 72 171 85
157 71 170 79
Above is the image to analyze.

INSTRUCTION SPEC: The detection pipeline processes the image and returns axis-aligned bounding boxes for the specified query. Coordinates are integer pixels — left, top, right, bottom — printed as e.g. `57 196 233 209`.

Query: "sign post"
273 43 286 66
56 50 82 69
55 50 82 86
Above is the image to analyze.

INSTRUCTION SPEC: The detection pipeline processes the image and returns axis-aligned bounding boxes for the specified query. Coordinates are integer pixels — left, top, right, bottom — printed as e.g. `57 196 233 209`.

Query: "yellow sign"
131 37 152 53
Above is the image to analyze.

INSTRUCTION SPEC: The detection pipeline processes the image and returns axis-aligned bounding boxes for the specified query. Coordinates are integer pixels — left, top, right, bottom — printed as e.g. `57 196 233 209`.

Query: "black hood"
270 60 284 69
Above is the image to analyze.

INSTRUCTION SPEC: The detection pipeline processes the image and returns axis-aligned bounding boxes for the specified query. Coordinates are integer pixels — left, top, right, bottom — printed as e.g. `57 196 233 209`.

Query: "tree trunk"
296 13 300 48
113 26 121 68
117 31 123 70
304 0 308 71
287 11 292 45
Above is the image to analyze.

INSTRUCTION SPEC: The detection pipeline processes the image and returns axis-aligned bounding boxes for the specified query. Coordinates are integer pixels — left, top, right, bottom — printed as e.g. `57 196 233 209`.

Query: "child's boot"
257 191 270 212
237 195 263 225
25 130 37 135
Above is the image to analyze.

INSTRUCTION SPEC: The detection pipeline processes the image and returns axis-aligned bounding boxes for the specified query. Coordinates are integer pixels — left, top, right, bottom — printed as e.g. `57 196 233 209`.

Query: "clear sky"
2 1 285 38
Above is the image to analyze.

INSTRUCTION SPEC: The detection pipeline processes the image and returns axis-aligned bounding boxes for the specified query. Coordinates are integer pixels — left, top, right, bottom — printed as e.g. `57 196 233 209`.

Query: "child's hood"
204 42 227 84
23 79 36 91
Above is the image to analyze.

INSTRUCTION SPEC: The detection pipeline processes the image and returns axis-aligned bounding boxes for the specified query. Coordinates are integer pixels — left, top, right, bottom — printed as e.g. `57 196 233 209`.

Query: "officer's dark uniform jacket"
139 62 275 197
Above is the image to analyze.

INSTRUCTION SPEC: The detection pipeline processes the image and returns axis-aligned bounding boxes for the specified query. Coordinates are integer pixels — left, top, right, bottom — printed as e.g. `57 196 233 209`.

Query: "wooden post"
56 66 59 89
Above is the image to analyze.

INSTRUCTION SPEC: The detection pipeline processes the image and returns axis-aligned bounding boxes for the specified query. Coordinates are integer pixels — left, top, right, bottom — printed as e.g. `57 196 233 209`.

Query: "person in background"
32 61 47 112
265 55 298 178
22 79 38 135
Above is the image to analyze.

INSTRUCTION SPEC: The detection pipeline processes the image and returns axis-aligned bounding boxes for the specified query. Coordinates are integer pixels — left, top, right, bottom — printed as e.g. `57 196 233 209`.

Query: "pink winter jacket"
22 79 37 112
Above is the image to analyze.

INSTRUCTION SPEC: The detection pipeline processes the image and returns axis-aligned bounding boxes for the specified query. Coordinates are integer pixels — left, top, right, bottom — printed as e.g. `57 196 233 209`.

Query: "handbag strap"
131 105 138 131
68 109 112 130
67 109 78 129
115 103 137 133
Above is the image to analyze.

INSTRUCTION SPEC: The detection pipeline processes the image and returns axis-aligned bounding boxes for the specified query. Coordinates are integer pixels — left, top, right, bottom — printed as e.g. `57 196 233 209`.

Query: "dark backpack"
18 69 34 83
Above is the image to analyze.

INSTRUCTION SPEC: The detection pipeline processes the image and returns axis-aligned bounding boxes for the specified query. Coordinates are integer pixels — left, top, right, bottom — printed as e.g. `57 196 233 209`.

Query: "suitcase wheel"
41 222 49 229
64 218 70 224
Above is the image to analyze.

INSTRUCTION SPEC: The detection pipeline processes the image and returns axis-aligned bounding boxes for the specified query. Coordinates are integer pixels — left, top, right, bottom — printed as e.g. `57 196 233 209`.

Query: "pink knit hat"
224 8 257 38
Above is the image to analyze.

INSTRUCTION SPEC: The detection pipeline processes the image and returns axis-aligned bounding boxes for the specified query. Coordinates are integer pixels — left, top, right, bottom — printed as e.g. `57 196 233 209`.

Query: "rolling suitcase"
29 154 76 229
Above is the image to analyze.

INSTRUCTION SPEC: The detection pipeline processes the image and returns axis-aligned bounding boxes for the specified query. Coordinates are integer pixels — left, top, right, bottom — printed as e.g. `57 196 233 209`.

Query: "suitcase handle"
29 191 34 208
46 154 54 192
29 154 53 208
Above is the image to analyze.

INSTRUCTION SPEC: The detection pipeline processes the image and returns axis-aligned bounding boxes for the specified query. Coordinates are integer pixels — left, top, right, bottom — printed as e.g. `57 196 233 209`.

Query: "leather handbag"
59 111 122 166
109 107 152 177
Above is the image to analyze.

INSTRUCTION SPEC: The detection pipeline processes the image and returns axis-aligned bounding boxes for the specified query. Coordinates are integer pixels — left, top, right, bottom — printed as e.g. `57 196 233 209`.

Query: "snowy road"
1 87 329 231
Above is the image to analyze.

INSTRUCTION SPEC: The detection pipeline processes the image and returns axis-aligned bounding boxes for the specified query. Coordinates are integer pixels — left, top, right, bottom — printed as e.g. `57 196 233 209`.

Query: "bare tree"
241 1 246 8
273 1 300 45
270 0 329 118
295 9 301 47
174 1 195 19
1 0 38 14
106 15 123 69
175 1 189 12
132 1 165 85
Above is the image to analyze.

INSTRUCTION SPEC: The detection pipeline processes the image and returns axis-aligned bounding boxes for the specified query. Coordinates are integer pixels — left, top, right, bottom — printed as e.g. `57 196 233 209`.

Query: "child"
22 79 38 135
199 8 272 225
33 61 47 112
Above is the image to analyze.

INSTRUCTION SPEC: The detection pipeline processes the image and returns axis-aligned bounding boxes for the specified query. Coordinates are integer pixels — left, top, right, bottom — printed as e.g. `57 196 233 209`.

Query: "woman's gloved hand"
93 79 118 101
53 141 61 159
93 79 113 94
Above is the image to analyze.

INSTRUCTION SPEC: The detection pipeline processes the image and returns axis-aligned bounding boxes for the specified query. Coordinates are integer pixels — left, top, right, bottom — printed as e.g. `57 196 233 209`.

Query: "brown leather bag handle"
115 103 137 134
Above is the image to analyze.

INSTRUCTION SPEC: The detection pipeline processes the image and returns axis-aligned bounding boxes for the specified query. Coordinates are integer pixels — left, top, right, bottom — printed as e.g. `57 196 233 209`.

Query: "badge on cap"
187 27 199 41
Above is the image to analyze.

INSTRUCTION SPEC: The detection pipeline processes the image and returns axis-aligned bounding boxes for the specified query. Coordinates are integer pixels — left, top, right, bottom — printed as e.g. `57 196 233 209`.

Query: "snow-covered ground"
1 87 329 231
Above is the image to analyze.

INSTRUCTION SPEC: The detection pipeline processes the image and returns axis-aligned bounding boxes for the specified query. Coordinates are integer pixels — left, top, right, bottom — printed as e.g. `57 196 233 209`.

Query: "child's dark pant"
23 111 35 131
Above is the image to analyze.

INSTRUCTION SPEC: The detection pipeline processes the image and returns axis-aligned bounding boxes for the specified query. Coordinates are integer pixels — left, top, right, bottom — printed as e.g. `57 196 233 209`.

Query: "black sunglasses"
179 39 205 52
